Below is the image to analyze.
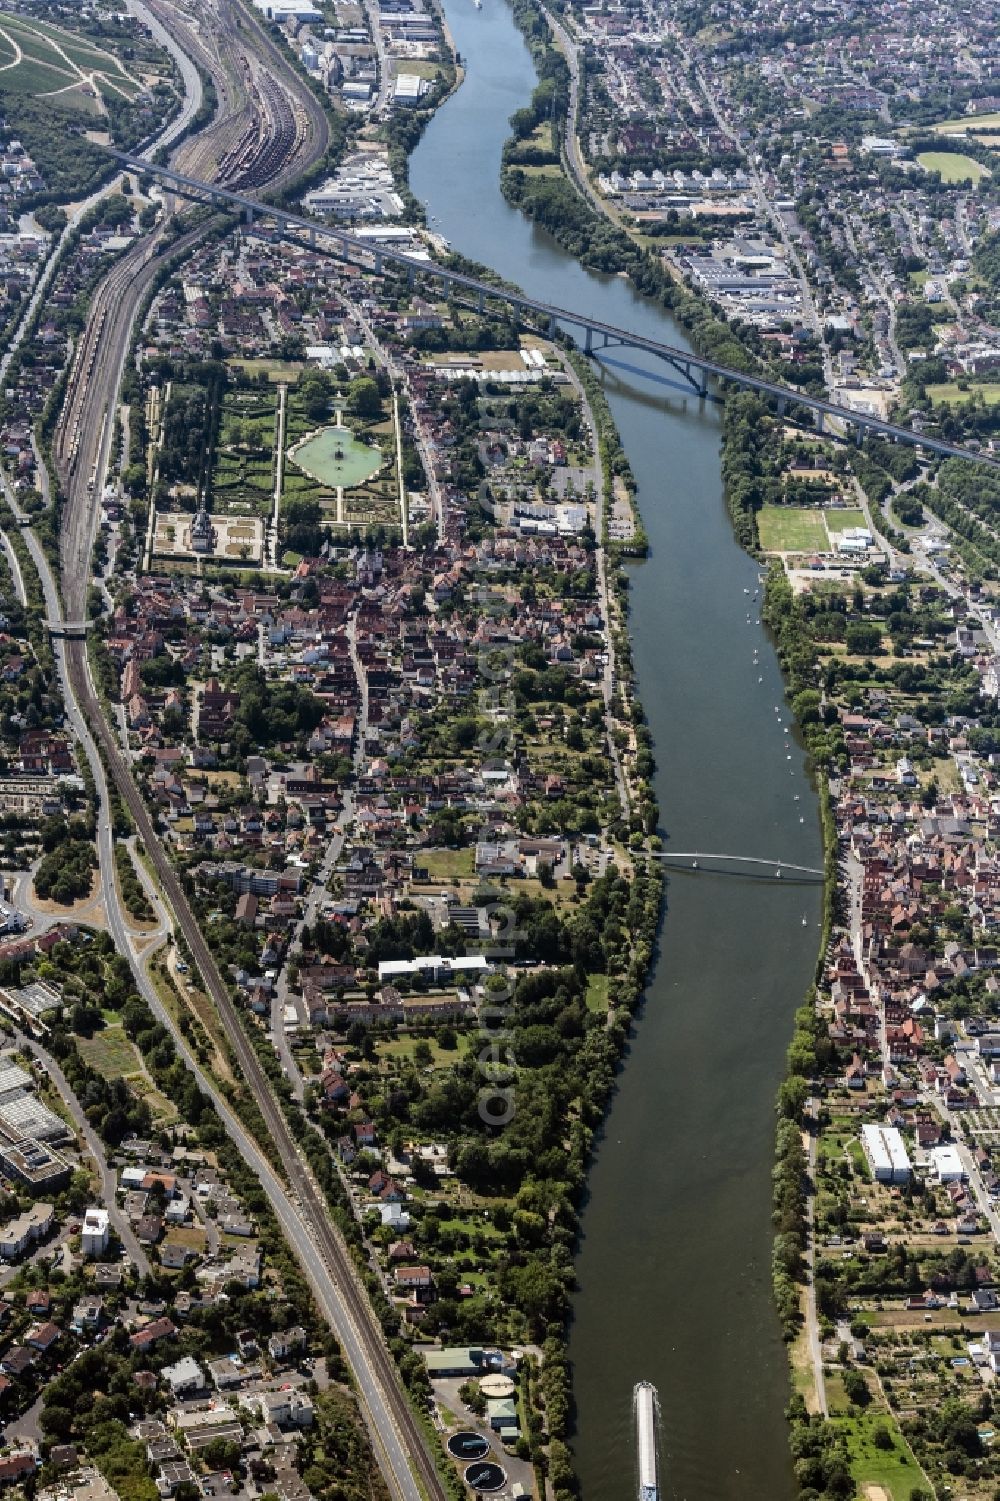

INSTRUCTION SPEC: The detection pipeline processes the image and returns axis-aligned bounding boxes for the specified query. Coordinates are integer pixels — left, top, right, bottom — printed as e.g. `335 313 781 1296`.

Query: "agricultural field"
757 505 829 552
0 12 147 108
77 1023 143 1079
926 381 1000 407
931 111 1000 134
77 1022 177 1124
917 150 990 184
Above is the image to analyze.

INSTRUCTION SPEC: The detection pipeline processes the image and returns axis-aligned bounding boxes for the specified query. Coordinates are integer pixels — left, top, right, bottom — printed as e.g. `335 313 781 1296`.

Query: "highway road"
129 0 204 157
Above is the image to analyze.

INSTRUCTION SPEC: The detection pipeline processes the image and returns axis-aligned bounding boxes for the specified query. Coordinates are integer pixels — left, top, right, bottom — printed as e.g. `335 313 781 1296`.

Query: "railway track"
153 0 324 192
61 631 448 1501
54 231 167 483
44 5 444 1500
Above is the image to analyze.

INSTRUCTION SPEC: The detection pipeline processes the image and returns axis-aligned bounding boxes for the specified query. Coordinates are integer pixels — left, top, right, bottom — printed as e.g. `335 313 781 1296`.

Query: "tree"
40 1404 74 1440
845 622 882 656
348 378 382 420
200 1438 241 1470
299 370 331 421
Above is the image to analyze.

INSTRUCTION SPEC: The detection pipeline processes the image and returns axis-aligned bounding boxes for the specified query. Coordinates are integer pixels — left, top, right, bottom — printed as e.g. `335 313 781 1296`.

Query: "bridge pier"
584 326 593 355
815 410 825 434
776 396 787 418
244 206 254 227
855 422 867 448
374 251 382 275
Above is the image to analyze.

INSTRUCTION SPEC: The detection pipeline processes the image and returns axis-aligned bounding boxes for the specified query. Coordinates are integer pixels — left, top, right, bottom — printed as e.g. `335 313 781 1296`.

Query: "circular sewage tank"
463 1461 506 1493
447 1432 490 1461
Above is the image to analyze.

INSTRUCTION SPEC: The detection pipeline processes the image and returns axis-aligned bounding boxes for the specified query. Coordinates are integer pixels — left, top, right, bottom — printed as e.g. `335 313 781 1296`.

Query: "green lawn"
917 150 990 184
823 508 867 533
378 1036 458 1067
228 358 304 384
926 381 1000 406
757 505 828 553
832 1410 924 1501
585 974 609 1013
420 848 476 879
393 58 440 80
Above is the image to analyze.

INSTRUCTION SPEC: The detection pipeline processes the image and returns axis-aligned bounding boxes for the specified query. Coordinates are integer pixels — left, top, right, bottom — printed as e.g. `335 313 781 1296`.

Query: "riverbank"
491 1 857 1473
495 0 842 1426
409 5 823 1497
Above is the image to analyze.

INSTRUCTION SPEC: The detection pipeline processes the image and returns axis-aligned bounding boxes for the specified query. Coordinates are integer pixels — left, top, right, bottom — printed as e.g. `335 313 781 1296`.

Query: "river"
409 9 823 1499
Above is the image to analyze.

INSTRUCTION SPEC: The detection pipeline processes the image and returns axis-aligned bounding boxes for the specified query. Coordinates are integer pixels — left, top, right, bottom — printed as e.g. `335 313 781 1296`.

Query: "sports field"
823 508 867 533
0 12 143 108
916 150 989 184
757 506 828 552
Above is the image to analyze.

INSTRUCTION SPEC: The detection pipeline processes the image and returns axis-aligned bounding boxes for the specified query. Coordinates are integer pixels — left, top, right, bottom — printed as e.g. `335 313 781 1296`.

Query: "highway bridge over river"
113 151 999 471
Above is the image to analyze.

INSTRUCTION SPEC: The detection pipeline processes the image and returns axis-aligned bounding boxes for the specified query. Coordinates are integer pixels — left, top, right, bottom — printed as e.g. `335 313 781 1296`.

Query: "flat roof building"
932 1144 966 1183
861 1123 911 1183
377 955 489 983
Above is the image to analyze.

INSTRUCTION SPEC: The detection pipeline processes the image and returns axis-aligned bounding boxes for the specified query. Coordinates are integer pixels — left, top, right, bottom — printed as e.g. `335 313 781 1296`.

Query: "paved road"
270 596 371 1097
127 0 204 156
271 823 347 1103
803 1098 828 1417
542 9 607 217
26 12 441 1498
556 352 629 817
0 529 27 608
363 0 393 116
